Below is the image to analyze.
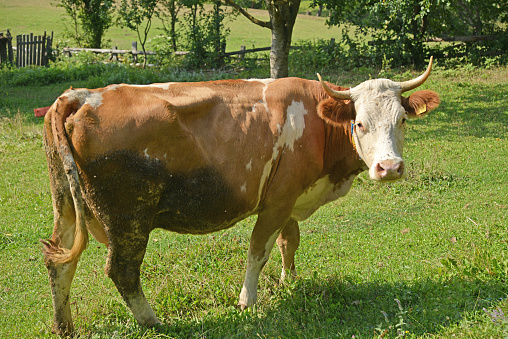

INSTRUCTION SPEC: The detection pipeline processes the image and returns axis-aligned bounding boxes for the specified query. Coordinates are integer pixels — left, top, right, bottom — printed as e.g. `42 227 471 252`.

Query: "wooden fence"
16 32 53 67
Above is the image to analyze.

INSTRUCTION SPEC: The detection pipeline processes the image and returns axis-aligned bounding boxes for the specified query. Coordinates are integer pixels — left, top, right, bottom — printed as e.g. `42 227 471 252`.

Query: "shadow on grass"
84 275 508 338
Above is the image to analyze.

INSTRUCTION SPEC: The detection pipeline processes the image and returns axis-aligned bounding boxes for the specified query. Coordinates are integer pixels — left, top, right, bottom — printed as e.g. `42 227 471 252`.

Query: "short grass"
1 0 344 52
0 62 507 338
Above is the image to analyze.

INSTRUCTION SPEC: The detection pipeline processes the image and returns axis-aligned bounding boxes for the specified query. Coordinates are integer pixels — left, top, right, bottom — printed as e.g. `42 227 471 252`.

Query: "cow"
42 57 440 336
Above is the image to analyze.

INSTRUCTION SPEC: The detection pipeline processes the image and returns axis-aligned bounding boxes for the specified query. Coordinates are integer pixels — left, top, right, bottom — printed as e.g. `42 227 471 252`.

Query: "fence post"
7 30 14 64
132 41 138 63
16 35 22 67
0 33 7 64
111 46 118 62
29 33 34 66
43 32 53 66
239 45 246 60
40 31 46 66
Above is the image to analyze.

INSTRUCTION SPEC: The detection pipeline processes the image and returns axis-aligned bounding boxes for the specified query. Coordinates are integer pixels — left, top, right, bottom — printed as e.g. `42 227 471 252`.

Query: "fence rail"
62 41 308 62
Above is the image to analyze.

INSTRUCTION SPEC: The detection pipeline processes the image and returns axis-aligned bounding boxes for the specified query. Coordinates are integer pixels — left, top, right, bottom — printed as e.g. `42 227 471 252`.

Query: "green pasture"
1 58 508 338
0 0 342 52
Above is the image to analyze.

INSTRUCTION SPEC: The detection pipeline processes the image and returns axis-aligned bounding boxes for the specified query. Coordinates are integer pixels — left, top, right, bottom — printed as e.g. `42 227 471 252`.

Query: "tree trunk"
225 0 301 78
269 22 292 78
266 0 300 78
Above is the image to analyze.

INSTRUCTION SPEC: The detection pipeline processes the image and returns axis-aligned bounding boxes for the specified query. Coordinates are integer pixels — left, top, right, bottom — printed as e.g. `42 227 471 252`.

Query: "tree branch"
222 0 272 29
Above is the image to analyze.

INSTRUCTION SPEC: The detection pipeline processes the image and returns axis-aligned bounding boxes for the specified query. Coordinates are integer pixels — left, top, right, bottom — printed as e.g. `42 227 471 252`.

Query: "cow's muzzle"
371 159 405 181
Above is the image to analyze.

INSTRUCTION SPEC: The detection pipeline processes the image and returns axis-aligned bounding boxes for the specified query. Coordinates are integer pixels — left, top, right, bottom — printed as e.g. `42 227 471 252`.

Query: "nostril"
397 162 405 175
376 163 386 174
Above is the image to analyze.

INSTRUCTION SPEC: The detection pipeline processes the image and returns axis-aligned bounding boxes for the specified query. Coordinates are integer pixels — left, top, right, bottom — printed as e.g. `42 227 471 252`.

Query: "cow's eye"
401 117 407 124
356 122 364 129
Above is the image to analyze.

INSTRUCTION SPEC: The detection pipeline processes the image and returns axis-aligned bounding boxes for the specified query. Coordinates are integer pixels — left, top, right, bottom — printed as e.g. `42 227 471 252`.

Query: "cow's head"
317 57 440 181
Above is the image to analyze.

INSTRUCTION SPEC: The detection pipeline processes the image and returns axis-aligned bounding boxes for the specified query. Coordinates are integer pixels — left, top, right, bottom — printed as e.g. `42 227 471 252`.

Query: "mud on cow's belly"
81 151 248 234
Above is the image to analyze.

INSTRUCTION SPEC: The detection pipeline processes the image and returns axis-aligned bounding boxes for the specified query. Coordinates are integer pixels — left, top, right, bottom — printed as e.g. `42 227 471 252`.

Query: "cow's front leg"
238 209 289 310
105 226 160 327
276 218 300 282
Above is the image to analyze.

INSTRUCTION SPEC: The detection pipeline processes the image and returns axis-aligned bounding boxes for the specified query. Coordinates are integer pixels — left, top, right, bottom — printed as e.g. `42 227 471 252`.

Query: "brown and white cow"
42 58 440 335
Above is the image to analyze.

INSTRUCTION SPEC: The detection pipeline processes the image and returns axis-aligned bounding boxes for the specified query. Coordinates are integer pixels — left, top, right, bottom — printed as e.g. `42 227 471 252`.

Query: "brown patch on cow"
402 90 441 117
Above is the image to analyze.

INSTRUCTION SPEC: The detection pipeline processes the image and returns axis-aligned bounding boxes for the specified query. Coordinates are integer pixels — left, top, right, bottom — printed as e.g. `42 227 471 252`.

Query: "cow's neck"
322 121 365 185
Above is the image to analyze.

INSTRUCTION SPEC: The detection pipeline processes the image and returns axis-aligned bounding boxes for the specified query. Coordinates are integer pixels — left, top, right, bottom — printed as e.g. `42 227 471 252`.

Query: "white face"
350 79 408 181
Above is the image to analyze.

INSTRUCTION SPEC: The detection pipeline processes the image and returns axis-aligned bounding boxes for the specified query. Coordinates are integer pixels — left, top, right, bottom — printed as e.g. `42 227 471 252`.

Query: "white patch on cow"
262 82 271 113
85 92 103 108
291 175 356 221
281 101 307 151
255 101 307 204
62 89 103 109
246 159 252 171
127 83 173 90
106 84 122 91
245 78 275 85
241 183 247 193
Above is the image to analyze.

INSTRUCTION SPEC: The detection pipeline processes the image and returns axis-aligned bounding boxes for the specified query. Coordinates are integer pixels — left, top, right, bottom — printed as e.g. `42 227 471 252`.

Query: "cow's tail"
42 94 89 264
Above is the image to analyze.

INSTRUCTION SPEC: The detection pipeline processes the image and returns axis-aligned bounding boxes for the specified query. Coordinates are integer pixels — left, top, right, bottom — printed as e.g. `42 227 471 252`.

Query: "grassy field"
1 58 508 338
0 0 343 52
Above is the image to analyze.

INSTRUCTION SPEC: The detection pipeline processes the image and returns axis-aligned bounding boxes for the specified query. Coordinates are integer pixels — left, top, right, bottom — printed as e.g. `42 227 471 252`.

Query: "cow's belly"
152 167 255 234
291 175 356 221
79 150 254 235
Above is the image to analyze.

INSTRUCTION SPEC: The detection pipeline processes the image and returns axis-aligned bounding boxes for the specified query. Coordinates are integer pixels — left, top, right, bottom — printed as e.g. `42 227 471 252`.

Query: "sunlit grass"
0 61 507 337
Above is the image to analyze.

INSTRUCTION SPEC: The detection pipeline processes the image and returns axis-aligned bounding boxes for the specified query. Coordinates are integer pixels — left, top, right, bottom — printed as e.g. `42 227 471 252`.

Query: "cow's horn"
317 73 351 100
399 56 434 93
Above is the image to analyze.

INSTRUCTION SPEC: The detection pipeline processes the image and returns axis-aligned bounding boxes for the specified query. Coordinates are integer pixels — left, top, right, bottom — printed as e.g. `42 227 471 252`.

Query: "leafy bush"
0 59 238 89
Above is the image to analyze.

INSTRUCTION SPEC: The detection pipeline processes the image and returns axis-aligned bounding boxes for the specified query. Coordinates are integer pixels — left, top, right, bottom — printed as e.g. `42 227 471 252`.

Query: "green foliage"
288 38 373 75
54 0 115 48
117 0 159 68
182 0 232 69
314 0 508 67
159 0 184 52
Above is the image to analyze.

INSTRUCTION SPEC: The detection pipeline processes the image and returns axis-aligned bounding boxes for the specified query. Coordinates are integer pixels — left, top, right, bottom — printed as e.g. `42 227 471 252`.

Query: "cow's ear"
317 97 355 127
402 90 440 117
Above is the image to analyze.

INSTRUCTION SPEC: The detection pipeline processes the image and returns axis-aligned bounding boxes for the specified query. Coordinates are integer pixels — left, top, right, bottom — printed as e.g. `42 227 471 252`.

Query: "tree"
224 0 301 78
314 0 508 66
159 0 184 52
55 0 115 48
175 0 232 69
117 0 160 68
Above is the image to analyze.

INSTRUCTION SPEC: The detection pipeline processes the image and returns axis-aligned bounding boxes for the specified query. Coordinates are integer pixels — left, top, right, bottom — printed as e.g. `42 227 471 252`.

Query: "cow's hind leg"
104 224 160 327
276 218 300 282
43 200 79 336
